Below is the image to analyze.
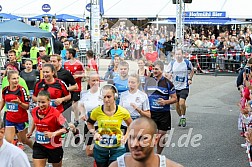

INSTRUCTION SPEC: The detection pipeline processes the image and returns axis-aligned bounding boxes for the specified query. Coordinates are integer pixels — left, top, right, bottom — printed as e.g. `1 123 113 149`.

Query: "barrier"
189 52 250 75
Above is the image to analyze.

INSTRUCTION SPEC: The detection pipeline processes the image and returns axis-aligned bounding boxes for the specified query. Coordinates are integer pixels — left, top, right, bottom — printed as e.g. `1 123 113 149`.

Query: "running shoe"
178 118 183 126
73 128 80 145
241 143 247 148
181 118 186 127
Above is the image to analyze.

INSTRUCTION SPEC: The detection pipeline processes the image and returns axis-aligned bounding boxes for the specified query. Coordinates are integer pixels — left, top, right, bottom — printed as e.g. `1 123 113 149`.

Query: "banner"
91 5 100 42
185 11 226 18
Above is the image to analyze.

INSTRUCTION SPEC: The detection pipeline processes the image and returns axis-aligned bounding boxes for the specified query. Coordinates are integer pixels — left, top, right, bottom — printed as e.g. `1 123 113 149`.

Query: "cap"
39 47 46 51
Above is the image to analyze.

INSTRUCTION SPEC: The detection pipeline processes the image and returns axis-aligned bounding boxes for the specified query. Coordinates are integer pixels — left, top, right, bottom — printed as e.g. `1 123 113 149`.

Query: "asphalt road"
20 59 248 167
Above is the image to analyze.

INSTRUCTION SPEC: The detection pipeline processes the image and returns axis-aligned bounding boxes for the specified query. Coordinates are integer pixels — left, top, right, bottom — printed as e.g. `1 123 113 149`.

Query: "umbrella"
55 14 85 22
0 13 23 21
28 14 55 21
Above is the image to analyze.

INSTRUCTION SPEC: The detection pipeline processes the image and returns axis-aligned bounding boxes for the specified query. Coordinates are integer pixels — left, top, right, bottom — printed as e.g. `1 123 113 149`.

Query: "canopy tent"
28 14 85 22
0 13 23 21
0 0 252 19
0 20 52 38
28 14 55 21
55 14 85 22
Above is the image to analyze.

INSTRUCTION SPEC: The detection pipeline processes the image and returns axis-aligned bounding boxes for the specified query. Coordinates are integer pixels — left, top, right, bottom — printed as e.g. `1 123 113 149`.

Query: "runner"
32 64 71 113
144 60 177 154
86 50 98 73
20 59 39 98
50 54 78 122
64 48 85 127
2 62 30 149
137 59 151 89
109 117 183 167
109 61 130 105
0 70 33 149
119 73 150 120
78 72 102 157
87 84 132 167
27 90 68 167
166 48 194 127
104 55 120 81
0 118 31 167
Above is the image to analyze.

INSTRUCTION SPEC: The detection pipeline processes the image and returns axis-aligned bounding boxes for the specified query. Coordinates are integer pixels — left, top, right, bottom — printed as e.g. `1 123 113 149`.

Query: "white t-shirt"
119 90 150 120
80 88 103 126
166 60 193 90
0 139 31 167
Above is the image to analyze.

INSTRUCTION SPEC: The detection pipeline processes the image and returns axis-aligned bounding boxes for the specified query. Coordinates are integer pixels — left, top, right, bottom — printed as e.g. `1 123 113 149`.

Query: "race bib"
150 98 161 107
6 102 18 112
175 76 185 82
50 99 56 107
99 134 118 147
140 76 145 83
35 131 50 144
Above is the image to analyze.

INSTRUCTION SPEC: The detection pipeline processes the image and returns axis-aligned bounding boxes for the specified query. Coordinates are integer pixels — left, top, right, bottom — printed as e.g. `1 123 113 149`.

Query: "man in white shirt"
0 119 31 167
166 48 194 127
109 117 183 167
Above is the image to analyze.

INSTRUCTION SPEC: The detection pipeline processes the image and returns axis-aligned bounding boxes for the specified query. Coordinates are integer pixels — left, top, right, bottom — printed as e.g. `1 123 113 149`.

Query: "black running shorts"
33 142 63 163
151 111 171 131
176 88 189 101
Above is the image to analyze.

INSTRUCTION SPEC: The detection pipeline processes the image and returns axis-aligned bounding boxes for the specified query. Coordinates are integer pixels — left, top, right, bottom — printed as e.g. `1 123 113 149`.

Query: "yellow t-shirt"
14 48 22 62
30 46 38 64
90 105 130 148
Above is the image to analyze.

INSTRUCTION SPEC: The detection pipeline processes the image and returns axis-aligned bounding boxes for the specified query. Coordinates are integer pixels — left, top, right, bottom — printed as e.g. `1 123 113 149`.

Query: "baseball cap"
39 47 46 51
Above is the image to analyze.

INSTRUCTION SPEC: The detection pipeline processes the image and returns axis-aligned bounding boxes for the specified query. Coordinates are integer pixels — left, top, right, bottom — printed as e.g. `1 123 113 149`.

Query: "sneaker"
241 143 247 148
74 120 79 127
61 133 66 138
178 118 182 126
17 142 25 150
73 129 80 145
181 118 186 127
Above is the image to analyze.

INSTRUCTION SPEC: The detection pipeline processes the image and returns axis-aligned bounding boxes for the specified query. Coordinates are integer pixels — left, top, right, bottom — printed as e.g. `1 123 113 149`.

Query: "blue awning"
55 14 85 22
0 13 23 21
28 14 55 21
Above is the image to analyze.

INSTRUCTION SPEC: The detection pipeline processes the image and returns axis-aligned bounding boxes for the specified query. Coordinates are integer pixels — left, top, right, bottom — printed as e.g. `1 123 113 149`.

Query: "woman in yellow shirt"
87 84 132 167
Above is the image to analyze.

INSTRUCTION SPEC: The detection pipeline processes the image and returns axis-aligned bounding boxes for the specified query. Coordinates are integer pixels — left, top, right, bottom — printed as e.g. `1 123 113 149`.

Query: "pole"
90 0 92 50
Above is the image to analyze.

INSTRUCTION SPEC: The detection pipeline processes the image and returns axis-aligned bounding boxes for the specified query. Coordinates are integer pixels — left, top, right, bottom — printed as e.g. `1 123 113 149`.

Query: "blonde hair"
129 73 140 83
7 70 19 80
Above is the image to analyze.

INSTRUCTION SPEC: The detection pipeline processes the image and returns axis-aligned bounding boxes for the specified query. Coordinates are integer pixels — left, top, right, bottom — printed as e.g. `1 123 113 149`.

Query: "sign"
0 5 2 12
185 11 226 18
42 4 51 13
91 5 100 42
86 3 91 12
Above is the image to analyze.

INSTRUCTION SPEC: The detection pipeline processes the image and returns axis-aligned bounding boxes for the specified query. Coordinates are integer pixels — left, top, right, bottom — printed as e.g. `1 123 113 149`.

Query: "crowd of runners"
0 29 196 166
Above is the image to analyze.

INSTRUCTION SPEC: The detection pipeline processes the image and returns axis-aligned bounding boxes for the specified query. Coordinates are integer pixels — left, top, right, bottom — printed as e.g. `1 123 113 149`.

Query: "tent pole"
50 37 54 54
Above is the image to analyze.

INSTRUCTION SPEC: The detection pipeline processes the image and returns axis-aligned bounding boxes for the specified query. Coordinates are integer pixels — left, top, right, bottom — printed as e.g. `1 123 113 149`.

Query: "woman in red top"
32 64 71 113
28 90 68 167
0 70 33 148
86 50 98 73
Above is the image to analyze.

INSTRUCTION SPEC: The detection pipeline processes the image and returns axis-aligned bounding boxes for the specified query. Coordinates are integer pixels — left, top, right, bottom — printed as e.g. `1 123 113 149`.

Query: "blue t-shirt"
144 76 176 112
60 50 67 67
113 76 129 105
111 49 124 60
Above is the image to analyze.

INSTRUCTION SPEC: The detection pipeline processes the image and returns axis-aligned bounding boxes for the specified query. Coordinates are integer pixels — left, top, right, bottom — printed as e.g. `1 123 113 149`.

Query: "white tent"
0 0 251 19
